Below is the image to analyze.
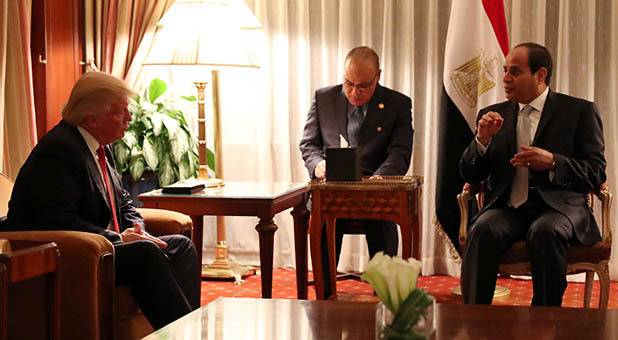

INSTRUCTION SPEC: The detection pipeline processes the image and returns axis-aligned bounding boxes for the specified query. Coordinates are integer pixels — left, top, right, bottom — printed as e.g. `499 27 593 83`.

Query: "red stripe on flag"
481 0 509 56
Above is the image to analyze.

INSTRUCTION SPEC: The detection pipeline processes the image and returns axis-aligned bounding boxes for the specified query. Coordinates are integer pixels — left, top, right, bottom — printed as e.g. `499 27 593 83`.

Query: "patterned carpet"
200 268 618 308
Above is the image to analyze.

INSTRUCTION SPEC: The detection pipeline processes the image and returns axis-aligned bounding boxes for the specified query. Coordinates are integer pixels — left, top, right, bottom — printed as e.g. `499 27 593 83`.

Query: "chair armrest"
138 208 193 237
457 189 473 250
595 184 613 244
0 230 114 340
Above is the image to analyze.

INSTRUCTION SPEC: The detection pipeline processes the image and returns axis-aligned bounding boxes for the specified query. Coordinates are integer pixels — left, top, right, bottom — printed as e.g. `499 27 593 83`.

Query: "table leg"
48 249 60 340
255 218 277 298
291 202 309 299
190 215 204 282
309 216 325 300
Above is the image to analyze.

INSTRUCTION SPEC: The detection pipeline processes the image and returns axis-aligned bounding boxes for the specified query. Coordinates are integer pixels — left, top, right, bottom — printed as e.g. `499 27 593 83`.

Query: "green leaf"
112 141 130 172
158 153 177 186
129 155 145 181
148 78 167 103
122 129 138 149
142 137 159 170
162 114 180 139
150 112 165 137
178 153 193 180
170 129 190 165
181 95 196 101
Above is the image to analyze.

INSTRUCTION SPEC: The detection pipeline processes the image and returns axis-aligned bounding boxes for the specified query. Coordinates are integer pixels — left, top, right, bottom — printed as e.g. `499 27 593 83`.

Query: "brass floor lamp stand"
194 73 255 284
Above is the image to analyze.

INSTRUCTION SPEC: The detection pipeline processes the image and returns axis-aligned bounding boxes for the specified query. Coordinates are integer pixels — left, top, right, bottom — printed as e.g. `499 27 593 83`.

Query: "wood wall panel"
31 0 84 140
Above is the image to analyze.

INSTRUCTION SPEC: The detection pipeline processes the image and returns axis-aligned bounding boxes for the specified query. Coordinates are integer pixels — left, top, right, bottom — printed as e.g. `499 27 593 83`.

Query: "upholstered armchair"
457 182 613 308
0 174 193 340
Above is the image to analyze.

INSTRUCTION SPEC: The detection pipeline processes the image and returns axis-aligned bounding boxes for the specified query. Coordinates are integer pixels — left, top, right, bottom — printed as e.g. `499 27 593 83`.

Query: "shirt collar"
77 126 101 154
518 87 549 113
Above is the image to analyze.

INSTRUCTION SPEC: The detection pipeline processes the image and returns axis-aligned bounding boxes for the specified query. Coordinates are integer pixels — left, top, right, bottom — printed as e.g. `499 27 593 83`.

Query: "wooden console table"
139 181 310 299
0 239 60 339
309 176 423 299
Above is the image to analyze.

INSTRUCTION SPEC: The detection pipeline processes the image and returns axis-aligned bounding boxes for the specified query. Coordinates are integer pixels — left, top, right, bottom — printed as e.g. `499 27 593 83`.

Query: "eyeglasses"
343 73 378 92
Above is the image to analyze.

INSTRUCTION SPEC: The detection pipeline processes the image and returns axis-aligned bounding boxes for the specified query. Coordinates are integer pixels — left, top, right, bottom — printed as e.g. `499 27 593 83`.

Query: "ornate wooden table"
309 176 423 299
142 298 618 339
0 239 60 339
139 181 310 299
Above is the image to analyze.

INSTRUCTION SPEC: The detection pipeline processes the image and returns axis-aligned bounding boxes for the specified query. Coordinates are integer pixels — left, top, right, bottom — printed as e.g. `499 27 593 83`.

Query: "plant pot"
121 171 159 208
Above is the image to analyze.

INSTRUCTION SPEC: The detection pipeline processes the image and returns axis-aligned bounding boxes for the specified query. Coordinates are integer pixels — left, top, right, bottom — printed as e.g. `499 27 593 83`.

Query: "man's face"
503 46 545 104
343 58 381 107
90 99 132 145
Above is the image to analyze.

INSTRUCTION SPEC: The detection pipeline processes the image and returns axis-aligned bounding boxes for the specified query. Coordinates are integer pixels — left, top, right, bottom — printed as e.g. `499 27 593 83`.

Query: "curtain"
0 0 37 179
84 0 174 81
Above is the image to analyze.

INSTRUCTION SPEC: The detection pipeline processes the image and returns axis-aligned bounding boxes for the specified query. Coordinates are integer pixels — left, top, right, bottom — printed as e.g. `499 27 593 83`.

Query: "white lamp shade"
143 0 260 68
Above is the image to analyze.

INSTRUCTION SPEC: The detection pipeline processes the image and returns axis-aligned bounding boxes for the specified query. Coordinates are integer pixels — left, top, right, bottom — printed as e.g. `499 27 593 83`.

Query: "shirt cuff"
475 135 490 155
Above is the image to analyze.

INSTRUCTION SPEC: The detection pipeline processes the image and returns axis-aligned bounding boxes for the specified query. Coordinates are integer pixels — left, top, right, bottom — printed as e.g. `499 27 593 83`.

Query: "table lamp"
142 0 261 281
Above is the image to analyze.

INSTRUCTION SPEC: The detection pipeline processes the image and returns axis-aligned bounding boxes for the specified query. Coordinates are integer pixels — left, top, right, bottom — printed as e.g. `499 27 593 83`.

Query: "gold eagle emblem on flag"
450 50 499 108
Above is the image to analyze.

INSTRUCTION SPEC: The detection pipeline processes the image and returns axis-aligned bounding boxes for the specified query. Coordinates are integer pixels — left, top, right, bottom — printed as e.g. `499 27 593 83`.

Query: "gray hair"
62 71 135 126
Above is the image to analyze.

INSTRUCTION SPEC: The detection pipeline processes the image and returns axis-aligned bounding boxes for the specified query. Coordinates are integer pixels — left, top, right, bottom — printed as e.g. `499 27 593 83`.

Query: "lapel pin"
378 103 385 109
377 127 382 132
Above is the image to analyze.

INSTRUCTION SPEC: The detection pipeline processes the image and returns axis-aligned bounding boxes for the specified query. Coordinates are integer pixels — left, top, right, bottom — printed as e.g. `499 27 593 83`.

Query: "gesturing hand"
510 145 555 171
121 223 168 249
477 111 504 146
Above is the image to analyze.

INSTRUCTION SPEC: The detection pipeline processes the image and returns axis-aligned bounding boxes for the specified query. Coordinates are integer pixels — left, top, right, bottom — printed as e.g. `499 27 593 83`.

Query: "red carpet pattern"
200 269 618 309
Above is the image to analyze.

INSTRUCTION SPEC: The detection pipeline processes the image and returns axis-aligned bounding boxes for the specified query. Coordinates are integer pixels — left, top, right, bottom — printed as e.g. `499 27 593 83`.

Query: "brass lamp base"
202 241 255 285
451 285 510 301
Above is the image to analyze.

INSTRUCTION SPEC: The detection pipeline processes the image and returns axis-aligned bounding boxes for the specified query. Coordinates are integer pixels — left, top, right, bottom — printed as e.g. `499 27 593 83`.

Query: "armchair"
0 174 193 340
457 182 613 308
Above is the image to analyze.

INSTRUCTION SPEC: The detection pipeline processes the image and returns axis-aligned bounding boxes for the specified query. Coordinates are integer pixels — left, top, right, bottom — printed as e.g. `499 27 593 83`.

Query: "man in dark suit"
7 72 200 328
299 46 413 298
460 42 606 306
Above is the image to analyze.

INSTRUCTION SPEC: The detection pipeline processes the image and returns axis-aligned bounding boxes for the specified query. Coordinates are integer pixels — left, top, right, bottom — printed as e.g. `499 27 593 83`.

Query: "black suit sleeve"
299 90 324 178
551 102 606 192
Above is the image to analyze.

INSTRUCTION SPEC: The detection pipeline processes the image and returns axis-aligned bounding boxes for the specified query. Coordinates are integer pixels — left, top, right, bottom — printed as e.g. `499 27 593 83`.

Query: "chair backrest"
0 173 14 216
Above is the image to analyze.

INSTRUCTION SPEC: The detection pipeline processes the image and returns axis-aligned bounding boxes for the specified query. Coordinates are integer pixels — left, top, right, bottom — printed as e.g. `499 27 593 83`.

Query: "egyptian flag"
435 0 509 253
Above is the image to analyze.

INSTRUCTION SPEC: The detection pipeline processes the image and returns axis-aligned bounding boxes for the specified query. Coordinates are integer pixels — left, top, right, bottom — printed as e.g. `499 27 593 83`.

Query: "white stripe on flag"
443 0 507 132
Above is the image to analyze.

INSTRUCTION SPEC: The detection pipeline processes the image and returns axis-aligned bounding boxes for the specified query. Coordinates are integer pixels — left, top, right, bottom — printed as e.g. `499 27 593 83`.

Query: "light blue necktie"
347 106 364 147
510 105 534 208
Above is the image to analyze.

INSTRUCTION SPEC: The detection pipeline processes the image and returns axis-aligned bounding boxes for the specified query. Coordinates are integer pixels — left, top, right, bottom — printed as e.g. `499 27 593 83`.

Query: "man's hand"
510 145 555 171
477 111 504 146
120 223 168 249
314 160 326 179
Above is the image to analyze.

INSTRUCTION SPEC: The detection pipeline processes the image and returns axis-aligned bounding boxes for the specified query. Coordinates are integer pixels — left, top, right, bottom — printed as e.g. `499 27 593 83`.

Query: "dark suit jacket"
299 84 413 177
460 90 606 246
7 120 143 245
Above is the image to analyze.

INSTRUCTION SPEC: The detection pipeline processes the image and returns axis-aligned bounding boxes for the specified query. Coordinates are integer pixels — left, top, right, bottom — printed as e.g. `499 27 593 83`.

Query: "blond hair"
62 71 136 126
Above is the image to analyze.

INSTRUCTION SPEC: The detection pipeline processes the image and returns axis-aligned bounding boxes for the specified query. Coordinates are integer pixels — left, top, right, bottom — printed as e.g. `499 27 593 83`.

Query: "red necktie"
97 146 120 233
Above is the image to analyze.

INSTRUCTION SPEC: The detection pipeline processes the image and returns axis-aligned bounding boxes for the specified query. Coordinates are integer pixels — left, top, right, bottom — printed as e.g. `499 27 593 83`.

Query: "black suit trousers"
115 234 200 329
461 189 575 306
321 219 398 298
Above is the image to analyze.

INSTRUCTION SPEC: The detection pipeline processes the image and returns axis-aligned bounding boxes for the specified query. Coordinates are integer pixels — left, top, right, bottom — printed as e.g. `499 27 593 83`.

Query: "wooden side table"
0 240 60 339
309 176 423 299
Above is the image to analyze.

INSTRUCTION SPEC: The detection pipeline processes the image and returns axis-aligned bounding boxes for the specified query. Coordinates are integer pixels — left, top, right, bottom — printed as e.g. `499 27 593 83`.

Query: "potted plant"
113 78 215 193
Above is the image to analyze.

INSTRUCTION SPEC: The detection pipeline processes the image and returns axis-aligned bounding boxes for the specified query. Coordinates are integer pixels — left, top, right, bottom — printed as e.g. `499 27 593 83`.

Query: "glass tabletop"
139 181 309 200
141 298 376 340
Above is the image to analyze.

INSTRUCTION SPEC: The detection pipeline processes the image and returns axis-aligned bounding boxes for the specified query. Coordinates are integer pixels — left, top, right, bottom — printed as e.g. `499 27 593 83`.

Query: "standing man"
460 42 606 306
7 71 200 328
299 46 413 298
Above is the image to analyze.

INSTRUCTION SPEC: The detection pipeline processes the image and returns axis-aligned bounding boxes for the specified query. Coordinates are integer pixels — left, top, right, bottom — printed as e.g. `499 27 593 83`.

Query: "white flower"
361 252 423 314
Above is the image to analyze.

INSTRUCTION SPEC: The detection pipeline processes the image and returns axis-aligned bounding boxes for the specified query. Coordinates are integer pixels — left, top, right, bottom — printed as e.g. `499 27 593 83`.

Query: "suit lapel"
532 89 557 145
333 88 350 142
504 101 519 154
359 84 386 142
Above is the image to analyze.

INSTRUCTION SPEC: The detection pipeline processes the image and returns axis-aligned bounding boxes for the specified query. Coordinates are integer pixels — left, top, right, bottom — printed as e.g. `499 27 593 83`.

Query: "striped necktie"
97 145 120 233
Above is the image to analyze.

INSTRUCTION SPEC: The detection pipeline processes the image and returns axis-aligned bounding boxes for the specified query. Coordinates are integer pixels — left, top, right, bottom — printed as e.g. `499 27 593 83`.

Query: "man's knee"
526 222 567 248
